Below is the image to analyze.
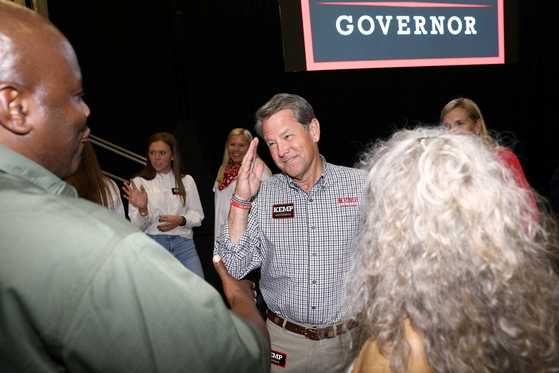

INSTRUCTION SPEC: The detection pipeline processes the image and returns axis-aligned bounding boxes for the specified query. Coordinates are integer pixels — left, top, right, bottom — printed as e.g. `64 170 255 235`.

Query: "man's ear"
0 84 32 135
309 118 320 143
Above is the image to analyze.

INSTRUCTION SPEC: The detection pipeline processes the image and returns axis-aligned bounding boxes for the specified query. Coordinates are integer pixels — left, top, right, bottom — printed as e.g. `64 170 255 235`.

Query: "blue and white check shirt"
215 157 366 325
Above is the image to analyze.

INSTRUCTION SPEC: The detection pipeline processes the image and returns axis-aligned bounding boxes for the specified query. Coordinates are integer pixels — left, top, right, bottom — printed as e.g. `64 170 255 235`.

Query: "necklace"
218 160 241 190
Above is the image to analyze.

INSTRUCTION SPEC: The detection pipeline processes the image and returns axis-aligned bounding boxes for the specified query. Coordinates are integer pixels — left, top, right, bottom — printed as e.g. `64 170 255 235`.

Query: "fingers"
247 282 257 304
241 138 259 172
214 258 259 306
158 224 175 232
254 161 265 180
122 182 133 200
249 282 257 304
234 138 262 202
213 255 229 281
157 216 176 231
247 138 259 164
157 215 180 229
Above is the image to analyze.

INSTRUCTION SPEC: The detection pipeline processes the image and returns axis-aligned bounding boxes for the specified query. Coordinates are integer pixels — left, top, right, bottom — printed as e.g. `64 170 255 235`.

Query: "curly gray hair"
344 127 559 373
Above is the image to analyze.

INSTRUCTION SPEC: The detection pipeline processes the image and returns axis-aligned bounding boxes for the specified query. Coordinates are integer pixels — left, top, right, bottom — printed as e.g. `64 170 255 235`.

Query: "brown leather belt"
267 310 355 341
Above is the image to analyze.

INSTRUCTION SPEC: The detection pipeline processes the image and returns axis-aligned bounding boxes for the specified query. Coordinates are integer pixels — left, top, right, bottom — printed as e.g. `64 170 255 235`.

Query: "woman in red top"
440 97 537 218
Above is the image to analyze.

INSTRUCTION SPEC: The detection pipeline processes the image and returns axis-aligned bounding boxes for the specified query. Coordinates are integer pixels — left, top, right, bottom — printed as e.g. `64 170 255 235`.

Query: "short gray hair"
254 93 315 137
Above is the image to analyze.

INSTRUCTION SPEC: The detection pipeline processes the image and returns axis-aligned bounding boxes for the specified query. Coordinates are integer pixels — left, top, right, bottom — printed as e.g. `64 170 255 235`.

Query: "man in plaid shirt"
215 93 366 373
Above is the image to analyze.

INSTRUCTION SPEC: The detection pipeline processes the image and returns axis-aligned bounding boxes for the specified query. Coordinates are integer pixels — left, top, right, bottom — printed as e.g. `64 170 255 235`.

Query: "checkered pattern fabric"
215 157 366 325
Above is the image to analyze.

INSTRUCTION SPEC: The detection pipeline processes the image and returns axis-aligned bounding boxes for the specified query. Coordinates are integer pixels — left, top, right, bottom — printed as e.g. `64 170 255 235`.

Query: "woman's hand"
122 180 148 210
157 215 183 232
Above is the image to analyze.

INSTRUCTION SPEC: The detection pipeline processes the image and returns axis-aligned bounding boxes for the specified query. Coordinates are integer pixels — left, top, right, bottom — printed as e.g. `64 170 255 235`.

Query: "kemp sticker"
338 197 358 207
273 203 295 219
271 350 287 368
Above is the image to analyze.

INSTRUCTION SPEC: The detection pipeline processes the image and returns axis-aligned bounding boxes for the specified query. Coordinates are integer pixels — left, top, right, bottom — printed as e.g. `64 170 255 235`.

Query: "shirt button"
309 198 313 202
312 280 316 284
311 306 316 310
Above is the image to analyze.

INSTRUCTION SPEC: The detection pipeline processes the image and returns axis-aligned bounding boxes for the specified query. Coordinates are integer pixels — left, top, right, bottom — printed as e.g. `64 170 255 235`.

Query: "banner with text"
301 0 504 70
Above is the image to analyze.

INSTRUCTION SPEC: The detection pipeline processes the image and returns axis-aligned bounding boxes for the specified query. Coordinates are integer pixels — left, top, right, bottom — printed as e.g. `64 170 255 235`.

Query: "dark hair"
134 132 186 206
254 93 315 137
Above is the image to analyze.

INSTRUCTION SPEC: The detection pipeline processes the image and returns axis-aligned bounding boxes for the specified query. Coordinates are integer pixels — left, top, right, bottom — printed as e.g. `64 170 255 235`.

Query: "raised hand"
122 179 148 210
234 137 265 202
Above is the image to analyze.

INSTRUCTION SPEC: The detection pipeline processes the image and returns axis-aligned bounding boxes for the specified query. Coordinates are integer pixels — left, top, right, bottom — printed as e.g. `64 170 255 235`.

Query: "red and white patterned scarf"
218 160 241 191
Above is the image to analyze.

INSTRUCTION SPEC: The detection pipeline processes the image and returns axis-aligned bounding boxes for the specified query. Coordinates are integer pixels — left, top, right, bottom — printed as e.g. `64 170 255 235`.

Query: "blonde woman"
213 128 272 243
440 97 537 218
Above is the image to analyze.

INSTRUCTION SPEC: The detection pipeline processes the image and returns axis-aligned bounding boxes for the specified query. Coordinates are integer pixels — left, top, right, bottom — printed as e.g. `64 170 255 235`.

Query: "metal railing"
89 135 146 183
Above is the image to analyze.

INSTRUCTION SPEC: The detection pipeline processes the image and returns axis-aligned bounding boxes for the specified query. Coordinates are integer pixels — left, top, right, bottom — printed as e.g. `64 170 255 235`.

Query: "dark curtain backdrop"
47 0 557 290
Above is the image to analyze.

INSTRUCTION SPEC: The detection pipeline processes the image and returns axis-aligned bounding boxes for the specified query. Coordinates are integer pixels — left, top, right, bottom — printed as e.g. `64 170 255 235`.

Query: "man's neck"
294 156 323 193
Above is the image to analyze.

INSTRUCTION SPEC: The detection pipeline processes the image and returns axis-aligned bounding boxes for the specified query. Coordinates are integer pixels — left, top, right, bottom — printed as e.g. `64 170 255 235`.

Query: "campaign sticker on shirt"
338 197 358 208
271 350 287 368
172 188 181 195
272 203 294 219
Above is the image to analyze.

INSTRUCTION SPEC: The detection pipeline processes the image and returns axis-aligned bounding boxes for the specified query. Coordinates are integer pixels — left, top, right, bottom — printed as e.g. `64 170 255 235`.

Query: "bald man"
0 2 269 372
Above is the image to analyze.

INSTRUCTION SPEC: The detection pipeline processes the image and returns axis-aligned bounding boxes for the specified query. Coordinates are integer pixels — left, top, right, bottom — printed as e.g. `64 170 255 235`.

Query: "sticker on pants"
271 350 286 368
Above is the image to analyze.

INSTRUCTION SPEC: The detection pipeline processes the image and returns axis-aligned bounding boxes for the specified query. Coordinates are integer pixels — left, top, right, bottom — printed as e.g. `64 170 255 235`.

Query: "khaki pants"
267 317 351 373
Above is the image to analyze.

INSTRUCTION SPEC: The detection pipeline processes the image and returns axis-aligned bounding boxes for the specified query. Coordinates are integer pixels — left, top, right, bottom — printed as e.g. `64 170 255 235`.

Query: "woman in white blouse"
213 128 272 244
123 132 205 279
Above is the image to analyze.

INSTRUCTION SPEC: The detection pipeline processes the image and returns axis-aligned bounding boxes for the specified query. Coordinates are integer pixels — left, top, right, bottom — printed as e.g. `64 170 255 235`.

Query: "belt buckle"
304 326 318 339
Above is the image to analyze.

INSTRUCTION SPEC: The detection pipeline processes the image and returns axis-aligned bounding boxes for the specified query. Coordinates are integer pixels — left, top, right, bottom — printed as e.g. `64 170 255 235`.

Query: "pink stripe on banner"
316 2 492 7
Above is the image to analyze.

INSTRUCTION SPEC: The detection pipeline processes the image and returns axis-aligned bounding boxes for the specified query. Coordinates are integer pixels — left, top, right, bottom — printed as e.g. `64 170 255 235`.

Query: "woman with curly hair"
344 127 559 373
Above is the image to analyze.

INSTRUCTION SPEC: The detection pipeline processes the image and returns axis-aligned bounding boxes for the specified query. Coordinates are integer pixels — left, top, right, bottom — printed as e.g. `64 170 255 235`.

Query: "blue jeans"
147 235 205 279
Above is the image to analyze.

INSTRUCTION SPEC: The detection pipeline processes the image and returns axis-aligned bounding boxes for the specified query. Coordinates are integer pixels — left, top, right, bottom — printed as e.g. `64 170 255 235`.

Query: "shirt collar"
156 171 174 181
285 154 330 190
0 143 77 197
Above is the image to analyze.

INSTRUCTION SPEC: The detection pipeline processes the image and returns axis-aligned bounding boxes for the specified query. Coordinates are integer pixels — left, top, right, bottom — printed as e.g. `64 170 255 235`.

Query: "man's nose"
81 100 91 117
277 142 288 157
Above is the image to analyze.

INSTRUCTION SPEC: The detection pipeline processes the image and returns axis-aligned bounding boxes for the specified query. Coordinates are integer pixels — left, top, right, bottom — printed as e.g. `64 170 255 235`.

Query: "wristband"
231 195 251 210
180 216 187 226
